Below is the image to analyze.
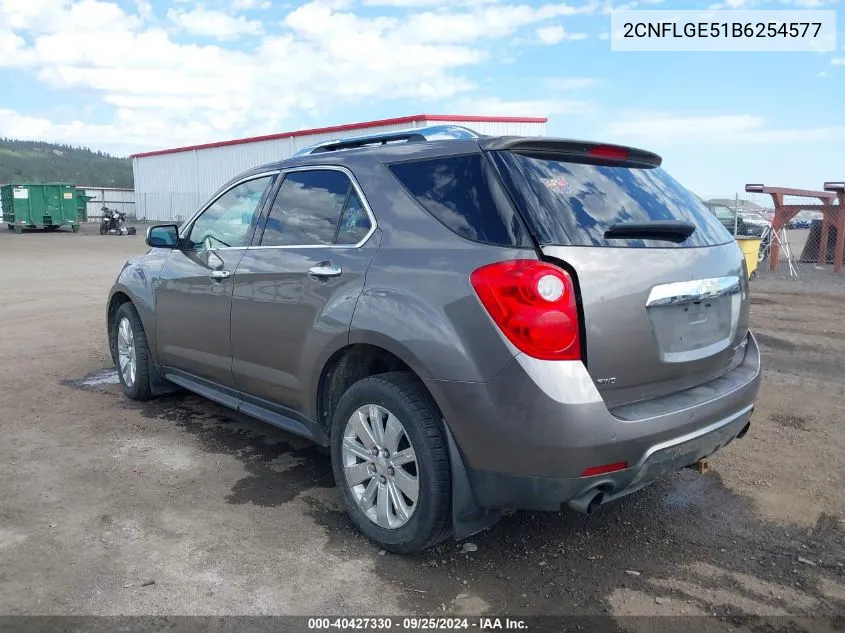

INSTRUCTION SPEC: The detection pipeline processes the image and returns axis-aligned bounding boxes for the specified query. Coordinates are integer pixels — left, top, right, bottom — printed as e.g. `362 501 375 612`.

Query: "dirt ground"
1 226 843 625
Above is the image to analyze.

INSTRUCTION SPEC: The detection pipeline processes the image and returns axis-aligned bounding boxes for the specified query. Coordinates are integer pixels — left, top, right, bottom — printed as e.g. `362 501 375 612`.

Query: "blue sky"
0 0 843 197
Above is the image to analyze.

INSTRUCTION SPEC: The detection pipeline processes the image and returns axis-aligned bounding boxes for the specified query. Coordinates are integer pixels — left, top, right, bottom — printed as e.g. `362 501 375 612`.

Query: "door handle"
308 264 342 278
209 270 231 280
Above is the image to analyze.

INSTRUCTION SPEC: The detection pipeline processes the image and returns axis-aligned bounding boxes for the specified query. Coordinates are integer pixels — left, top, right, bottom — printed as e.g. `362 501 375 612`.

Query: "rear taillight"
470 260 581 361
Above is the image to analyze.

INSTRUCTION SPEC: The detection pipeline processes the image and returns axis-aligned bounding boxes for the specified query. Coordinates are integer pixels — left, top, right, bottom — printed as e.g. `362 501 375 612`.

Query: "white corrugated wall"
80 187 135 222
133 117 546 222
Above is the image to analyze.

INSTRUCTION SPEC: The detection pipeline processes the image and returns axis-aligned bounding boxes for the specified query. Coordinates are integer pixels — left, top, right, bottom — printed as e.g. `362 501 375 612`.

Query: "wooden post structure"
745 184 840 274
824 182 845 274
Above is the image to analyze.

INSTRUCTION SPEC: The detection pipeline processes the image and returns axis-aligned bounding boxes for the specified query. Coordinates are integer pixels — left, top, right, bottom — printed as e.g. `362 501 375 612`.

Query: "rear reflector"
581 461 628 477
588 145 628 161
470 260 581 361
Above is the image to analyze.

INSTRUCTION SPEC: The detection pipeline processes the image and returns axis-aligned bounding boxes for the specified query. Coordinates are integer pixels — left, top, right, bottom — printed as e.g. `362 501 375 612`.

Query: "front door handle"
209 270 231 280
308 264 342 278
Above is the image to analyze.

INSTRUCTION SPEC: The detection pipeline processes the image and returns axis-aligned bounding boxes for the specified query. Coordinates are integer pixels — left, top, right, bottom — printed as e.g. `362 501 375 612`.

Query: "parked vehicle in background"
106 126 761 552
738 211 770 234
99 206 136 236
704 202 764 237
790 211 820 230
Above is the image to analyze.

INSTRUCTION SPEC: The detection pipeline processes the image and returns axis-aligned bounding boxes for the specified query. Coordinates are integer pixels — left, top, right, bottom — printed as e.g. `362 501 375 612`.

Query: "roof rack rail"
293 124 481 157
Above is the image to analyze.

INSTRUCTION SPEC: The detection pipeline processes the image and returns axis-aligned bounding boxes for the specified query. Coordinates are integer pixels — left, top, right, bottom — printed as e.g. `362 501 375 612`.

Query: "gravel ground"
1 226 843 626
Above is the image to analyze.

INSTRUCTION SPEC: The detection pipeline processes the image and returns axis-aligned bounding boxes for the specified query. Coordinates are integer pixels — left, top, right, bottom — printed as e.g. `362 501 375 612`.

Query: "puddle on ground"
80 368 120 386
62 367 122 393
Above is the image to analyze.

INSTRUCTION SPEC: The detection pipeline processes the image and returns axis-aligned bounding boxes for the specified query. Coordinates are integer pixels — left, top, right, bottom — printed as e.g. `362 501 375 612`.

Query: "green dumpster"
76 191 94 223
1 183 81 233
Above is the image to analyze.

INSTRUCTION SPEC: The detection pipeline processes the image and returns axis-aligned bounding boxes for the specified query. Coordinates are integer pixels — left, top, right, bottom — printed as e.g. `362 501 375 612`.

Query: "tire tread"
330 371 452 553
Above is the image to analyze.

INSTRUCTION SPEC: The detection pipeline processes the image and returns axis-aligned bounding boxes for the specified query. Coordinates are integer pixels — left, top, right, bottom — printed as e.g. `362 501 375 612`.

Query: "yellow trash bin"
736 237 761 280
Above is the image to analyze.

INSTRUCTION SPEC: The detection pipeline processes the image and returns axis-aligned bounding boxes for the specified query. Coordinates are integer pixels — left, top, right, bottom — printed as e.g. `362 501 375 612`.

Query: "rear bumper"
425 332 761 511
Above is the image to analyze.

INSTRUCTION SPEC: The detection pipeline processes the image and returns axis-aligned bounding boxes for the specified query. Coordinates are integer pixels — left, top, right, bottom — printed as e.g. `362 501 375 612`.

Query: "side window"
186 175 273 250
260 170 357 247
388 154 530 247
336 191 372 245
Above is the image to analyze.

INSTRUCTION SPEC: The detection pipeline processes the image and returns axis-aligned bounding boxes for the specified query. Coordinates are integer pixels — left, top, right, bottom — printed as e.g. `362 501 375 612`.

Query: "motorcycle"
99 206 136 236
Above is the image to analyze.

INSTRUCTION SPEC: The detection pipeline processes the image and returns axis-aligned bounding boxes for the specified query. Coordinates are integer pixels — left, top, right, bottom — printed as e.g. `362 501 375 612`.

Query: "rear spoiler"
479 137 662 169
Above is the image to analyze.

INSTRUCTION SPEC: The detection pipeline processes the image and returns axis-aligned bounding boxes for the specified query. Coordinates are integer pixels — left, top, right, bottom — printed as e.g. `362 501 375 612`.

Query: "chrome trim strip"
246 164 378 250
646 276 741 307
635 403 754 467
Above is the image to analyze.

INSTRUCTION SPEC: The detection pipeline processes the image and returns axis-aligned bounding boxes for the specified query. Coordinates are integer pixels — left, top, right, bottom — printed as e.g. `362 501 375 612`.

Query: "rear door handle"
209 270 231 280
308 264 342 278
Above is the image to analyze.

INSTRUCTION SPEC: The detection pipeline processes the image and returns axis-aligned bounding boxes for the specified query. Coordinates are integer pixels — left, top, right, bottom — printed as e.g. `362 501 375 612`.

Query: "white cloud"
545 77 600 90
167 7 263 39
710 0 833 6
231 0 271 8
455 96 592 117
604 113 845 145
0 0 603 151
832 58 845 65
362 0 495 5
536 24 567 44
816 70 829 78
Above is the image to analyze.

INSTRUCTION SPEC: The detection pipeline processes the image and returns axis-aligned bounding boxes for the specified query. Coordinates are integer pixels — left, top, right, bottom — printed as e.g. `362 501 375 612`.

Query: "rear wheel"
330 372 451 553
13 225 23 234
113 302 153 401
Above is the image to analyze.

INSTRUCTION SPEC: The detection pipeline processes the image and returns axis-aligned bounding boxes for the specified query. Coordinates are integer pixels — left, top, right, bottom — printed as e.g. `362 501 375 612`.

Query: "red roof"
130 113 548 159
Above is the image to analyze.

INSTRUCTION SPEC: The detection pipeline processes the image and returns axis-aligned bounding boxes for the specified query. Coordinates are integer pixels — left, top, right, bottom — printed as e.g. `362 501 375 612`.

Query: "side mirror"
146 224 180 248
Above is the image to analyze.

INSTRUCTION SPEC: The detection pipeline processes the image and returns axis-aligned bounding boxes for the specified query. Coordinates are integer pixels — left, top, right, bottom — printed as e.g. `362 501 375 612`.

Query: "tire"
127 226 137 236
330 372 452 553
113 302 153 401
100 222 108 235
70 224 80 233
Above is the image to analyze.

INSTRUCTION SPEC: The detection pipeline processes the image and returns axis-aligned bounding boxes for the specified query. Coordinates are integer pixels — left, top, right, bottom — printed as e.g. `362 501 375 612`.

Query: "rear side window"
492 151 732 248
260 169 371 246
388 154 530 247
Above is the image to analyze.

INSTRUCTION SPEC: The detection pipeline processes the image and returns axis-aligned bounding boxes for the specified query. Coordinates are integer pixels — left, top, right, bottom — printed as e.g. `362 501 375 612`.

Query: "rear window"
492 151 732 248
388 154 531 247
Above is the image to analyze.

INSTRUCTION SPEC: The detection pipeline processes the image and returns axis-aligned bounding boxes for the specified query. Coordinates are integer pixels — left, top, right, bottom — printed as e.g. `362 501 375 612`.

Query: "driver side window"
186 175 274 250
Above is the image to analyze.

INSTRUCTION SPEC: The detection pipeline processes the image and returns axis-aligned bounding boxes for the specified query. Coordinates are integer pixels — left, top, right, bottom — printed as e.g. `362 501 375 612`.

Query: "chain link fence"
704 193 836 280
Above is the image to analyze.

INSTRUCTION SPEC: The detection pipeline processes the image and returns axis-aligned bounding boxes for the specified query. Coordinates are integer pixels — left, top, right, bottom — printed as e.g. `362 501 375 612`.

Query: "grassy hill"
0 138 133 188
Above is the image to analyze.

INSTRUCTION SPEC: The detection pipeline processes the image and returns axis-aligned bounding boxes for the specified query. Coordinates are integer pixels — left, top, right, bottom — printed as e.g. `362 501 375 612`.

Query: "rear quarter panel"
346 156 531 382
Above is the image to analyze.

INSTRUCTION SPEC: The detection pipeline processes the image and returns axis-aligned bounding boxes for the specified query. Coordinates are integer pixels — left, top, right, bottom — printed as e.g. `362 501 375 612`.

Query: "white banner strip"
610 10 837 52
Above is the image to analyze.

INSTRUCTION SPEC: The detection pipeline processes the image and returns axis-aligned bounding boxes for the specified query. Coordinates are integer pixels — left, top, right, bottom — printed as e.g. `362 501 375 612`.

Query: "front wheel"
330 372 452 553
113 302 153 400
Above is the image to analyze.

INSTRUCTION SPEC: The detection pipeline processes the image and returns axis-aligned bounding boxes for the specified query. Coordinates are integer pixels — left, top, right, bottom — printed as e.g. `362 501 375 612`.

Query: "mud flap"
442 422 500 540
149 361 181 396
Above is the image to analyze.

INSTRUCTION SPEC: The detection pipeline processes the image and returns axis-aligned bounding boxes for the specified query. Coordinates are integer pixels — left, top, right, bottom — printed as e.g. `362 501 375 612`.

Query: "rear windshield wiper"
603 220 696 243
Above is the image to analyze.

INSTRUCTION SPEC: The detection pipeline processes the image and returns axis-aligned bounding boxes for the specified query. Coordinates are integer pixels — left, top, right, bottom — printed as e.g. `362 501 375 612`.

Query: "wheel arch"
316 342 500 542
107 291 134 365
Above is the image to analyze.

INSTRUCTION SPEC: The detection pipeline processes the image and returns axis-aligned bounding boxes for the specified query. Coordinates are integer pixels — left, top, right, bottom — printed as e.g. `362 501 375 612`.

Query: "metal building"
77 186 135 222
131 114 547 222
